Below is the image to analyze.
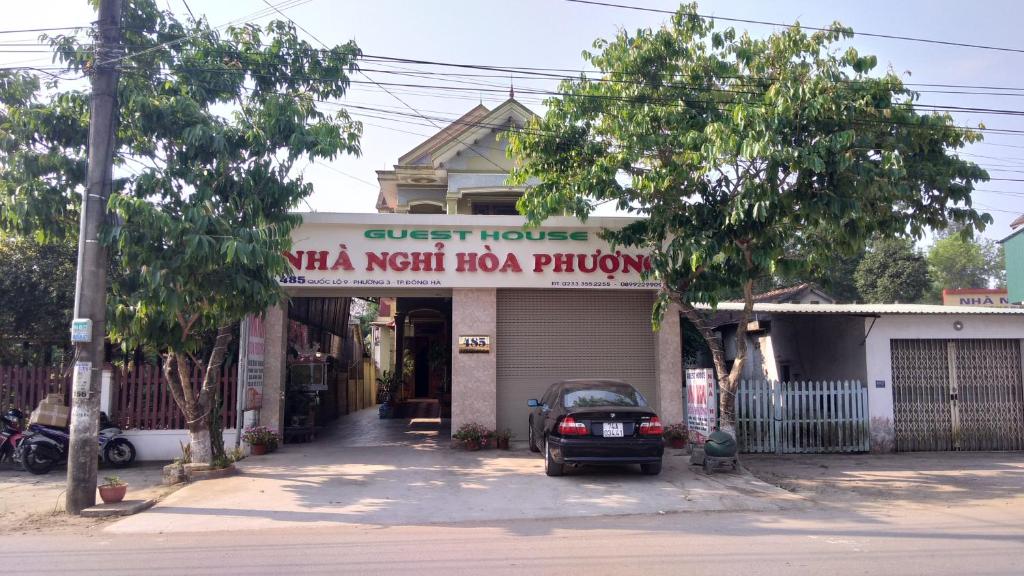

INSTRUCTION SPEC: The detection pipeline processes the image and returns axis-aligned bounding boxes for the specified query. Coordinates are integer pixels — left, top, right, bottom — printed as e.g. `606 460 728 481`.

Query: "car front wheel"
544 437 563 477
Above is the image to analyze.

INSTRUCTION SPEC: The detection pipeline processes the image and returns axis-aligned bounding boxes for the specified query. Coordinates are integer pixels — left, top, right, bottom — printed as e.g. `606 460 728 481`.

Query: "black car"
527 379 664 477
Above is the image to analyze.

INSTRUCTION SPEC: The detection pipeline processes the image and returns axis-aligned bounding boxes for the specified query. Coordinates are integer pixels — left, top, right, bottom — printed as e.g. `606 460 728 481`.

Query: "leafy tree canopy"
927 229 1005 300
0 237 77 364
0 0 362 461
508 3 990 429
855 237 930 303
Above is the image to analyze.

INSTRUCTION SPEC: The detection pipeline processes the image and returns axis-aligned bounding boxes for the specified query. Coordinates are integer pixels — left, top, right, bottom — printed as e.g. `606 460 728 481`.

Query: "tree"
0 0 362 463
927 231 1005 300
855 238 930 303
761 246 865 303
0 237 77 364
508 4 989 433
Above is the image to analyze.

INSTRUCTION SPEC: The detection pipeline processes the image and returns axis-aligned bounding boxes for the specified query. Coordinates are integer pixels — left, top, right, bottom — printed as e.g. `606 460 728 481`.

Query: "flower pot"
463 439 481 451
496 437 510 450
98 484 127 504
668 438 687 450
250 443 268 456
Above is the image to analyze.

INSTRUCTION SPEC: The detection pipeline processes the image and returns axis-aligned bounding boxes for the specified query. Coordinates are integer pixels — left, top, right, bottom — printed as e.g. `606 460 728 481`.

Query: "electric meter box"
70 318 93 343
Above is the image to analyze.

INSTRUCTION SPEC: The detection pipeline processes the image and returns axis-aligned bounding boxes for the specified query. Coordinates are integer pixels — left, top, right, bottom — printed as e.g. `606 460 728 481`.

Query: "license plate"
603 422 624 437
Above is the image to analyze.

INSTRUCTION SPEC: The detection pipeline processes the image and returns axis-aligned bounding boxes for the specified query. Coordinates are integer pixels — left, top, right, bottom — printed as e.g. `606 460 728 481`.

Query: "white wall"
864 314 1024 423
775 315 868 383
121 429 239 462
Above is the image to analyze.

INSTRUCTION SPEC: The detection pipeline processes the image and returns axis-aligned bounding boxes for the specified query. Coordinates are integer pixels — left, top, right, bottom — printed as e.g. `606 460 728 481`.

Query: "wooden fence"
736 380 870 454
0 363 237 430
0 366 70 411
116 363 237 430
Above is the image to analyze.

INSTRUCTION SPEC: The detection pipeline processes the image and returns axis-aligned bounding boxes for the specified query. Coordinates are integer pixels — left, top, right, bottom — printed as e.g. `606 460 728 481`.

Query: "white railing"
736 380 870 453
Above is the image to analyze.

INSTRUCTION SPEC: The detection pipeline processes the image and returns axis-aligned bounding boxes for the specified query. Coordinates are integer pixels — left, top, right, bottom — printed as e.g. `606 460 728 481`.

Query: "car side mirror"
527 399 540 408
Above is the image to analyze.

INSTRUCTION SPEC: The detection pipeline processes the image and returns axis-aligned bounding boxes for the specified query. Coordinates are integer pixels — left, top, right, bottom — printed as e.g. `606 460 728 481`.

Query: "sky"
3 0 1023 243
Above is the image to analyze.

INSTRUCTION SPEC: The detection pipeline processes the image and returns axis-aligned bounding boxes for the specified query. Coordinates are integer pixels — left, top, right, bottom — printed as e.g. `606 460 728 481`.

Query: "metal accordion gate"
891 339 1024 451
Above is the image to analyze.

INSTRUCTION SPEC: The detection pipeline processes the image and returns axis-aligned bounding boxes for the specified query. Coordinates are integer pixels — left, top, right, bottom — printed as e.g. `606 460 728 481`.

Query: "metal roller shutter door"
496 289 657 438
892 338 1024 451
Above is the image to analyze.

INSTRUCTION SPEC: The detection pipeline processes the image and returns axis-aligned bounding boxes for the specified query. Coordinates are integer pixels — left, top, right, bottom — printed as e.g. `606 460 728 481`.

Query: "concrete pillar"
260 303 288 435
99 365 115 417
655 303 684 425
451 288 497 433
392 312 406 399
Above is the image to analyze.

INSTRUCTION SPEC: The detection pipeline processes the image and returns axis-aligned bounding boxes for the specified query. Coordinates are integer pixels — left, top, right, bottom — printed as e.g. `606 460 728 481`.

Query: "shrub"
453 422 492 446
662 423 688 441
241 426 280 446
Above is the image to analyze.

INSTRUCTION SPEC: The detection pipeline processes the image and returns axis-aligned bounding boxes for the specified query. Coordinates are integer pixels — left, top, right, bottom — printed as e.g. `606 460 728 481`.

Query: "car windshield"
563 386 647 408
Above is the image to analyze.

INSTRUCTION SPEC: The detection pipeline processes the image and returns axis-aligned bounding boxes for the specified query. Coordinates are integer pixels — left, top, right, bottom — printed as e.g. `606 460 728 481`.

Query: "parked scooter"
18 412 136 475
0 409 25 468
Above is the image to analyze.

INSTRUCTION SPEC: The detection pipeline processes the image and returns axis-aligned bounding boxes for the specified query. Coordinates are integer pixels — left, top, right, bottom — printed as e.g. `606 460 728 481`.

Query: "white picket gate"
736 380 870 454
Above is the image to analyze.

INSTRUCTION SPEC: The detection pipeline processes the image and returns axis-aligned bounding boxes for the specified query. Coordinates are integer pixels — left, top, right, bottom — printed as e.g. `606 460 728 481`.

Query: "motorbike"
0 409 25 468
18 411 136 475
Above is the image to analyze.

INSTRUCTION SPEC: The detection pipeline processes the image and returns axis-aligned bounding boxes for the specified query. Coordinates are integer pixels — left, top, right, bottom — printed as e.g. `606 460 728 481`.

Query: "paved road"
3 500 1023 575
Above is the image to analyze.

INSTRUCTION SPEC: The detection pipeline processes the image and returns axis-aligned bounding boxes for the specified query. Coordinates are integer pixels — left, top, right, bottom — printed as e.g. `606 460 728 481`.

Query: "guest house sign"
283 214 661 290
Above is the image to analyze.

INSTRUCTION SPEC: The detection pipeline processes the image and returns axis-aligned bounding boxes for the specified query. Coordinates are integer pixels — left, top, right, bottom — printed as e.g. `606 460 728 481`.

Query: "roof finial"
509 73 515 99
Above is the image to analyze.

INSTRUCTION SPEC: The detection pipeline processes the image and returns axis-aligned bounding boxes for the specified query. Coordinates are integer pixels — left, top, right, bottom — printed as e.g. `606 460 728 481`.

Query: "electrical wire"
564 0 1024 55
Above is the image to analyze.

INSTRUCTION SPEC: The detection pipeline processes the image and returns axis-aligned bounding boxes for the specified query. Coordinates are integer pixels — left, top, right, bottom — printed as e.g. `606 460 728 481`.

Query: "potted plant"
241 426 280 455
663 423 689 450
376 370 398 419
453 422 492 451
98 475 128 504
494 428 513 450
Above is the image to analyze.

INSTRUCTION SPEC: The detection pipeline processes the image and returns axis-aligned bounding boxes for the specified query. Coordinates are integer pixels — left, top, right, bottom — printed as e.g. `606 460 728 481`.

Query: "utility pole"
66 0 122 515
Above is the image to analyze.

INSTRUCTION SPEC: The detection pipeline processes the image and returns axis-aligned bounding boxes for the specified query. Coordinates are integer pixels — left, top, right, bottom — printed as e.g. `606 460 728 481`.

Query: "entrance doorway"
280 294 453 444
393 298 452 418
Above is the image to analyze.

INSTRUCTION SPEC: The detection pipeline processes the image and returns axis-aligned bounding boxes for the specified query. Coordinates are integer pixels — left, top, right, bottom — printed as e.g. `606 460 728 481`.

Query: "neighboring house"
713 302 1024 453
731 283 836 305
1001 214 1024 304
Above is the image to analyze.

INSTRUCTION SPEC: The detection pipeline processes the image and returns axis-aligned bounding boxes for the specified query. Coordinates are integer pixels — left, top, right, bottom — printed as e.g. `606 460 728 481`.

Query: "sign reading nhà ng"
283 215 661 290
941 288 1010 307
686 368 717 442
457 335 491 353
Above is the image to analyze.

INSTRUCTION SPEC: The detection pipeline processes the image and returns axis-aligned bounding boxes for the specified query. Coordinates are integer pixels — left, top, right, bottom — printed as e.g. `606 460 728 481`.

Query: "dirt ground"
0 460 177 534
742 451 1024 508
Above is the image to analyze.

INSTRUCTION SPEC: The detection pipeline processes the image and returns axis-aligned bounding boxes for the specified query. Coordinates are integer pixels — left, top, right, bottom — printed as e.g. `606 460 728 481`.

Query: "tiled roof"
728 283 833 304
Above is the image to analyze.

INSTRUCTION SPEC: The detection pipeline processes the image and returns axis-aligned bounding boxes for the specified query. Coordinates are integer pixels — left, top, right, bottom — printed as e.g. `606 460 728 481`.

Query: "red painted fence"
0 366 71 412
116 363 237 430
0 363 237 431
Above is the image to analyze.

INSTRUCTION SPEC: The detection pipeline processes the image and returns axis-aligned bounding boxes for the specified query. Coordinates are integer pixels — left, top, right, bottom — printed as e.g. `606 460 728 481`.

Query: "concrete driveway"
743 451 1024 508
108 408 799 534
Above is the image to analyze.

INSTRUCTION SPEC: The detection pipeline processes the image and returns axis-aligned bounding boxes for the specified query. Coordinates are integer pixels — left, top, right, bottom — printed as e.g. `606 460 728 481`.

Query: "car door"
541 385 562 436
532 385 555 439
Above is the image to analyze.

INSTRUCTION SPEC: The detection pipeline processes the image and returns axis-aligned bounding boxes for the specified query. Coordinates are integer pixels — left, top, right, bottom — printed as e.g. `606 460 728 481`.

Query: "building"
714 302 1024 452
240 98 1023 456
252 98 684 441
1002 214 1024 304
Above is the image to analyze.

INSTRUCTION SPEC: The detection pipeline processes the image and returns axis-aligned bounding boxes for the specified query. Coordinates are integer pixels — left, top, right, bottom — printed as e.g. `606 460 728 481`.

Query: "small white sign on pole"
686 368 717 443
72 361 92 400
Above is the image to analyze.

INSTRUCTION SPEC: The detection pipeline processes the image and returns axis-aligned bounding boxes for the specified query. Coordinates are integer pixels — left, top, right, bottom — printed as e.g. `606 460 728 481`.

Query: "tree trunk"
677 280 756 435
187 423 212 465
719 279 755 434
201 325 233 463
176 352 212 464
